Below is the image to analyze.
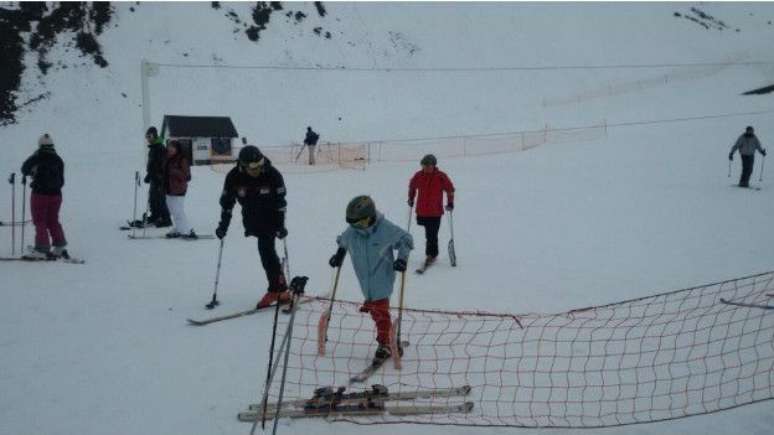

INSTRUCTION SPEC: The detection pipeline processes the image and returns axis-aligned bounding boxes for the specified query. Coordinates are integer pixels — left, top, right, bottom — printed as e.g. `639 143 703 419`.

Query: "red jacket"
165 154 191 196
408 168 455 217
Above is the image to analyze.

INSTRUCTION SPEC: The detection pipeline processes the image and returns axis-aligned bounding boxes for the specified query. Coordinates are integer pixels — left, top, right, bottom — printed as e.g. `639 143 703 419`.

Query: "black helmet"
420 154 437 166
146 126 158 139
346 195 376 224
746 126 754 134
238 145 264 165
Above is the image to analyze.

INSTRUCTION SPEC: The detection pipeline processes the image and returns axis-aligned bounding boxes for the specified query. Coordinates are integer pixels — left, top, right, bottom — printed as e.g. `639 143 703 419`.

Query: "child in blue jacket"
329 195 413 364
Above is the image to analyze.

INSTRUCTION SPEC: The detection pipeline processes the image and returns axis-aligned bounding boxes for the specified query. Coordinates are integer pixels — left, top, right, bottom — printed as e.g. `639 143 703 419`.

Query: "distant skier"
20 133 69 258
729 126 766 188
143 126 171 227
328 195 413 364
303 126 319 166
163 140 196 239
215 145 290 308
407 154 455 268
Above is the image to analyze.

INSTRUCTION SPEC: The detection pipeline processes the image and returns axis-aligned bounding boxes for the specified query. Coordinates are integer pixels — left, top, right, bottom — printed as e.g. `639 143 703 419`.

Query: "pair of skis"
186 297 315 326
238 384 473 421
127 234 215 240
0 255 85 265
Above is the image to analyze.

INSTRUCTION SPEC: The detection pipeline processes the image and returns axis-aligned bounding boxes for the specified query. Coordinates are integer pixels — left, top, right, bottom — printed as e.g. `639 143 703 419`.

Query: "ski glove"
276 227 288 239
144 174 151 184
762 149 767 156
445 202 454 211
393 258 407 272
329 247 346 268
216 209 232 239
407 198 414 207
728 152 734 161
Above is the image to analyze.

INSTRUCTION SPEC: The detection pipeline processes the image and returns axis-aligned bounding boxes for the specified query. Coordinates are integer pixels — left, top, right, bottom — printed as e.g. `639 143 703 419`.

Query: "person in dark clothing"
408 154 455 267
144 126 171 226
215 145 290 308
729 126 767 188
303 126 319 165
20 133 68 258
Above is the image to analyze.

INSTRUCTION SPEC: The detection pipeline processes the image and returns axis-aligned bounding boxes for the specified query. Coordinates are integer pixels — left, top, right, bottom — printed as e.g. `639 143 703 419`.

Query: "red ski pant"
31 193 66 250
361 298 392 346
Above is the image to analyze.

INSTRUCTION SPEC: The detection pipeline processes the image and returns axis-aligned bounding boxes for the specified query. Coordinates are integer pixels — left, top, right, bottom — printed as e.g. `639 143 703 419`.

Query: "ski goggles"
241 159 265 175
349 216 371 229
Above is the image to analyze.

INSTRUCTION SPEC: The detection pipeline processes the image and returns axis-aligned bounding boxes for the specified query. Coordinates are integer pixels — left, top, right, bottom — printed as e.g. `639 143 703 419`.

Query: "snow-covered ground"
1 2 774 435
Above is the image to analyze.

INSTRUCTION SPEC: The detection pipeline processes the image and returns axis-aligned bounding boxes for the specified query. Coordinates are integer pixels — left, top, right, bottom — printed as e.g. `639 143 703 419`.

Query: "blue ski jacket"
336 212 413 302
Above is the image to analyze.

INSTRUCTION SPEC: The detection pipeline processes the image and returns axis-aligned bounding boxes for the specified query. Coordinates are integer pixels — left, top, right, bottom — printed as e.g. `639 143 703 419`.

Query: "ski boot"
181 230 198 240
372 344 392 365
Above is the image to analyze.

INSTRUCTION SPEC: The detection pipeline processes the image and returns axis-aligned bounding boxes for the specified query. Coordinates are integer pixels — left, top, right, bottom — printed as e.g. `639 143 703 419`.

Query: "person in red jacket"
407 154 455 267
164 140 196 239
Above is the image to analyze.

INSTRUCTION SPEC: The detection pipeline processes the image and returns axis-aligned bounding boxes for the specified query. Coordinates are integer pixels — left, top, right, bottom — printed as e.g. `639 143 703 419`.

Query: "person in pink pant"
20 133 68 259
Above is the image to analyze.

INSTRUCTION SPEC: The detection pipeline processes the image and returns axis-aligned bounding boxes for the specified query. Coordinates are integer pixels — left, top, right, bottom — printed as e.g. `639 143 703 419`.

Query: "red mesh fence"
259 270 774 427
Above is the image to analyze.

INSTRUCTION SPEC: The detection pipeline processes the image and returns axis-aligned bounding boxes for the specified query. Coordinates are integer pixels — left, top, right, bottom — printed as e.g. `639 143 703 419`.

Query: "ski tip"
186 319 205 326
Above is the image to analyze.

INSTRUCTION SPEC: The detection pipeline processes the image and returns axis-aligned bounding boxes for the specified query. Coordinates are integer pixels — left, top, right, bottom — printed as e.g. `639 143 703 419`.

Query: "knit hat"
38 133 54 148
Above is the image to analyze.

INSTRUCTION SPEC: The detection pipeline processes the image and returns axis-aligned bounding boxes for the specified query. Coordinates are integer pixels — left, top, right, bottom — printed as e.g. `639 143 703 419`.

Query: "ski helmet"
746 126 754 134
346 195 376 224
420 154 437 166
38 133 54 149
146 126 158 139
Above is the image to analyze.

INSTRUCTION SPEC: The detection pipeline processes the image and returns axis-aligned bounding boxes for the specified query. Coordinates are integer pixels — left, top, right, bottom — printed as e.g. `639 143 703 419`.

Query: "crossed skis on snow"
238 384 474 421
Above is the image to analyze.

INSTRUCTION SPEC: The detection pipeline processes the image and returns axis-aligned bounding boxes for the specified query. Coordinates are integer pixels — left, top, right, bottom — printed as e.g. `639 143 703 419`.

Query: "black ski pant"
417 216 442 258
740 154 755 187
257 234 285 292
147 181 170 223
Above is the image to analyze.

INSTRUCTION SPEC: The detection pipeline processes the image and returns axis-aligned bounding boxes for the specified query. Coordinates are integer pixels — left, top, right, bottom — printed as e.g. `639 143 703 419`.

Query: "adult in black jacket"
20 133 68 258
302 126 319 165
143 126 171 226
216 145 290 308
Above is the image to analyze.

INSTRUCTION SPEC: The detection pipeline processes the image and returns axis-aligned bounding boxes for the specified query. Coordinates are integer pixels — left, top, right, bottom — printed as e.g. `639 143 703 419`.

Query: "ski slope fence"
259 270 774 428
209 123 607 174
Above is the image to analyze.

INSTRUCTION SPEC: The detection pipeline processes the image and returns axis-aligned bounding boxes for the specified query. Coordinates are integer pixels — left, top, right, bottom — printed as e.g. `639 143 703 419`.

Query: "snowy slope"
1 3 774 435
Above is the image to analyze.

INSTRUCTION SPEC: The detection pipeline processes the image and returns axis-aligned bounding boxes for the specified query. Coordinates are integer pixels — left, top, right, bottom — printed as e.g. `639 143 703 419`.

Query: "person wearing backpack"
20 133 69 258
303 126 319 166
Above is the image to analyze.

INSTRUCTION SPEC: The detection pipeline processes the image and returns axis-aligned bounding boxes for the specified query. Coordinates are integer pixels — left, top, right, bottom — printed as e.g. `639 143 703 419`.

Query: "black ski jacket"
219 159 287 237
21 149 65 195
304 130 319 146
146 139 166 185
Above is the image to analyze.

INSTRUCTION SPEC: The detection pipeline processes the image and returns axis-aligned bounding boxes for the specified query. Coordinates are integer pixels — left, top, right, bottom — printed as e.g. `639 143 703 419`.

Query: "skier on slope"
729 126 767 188
407 154 455 268
20 133 69 259
328 195 413 364
215 145 290 308
303 126 319 166
143 126 171 227
163 140 196 239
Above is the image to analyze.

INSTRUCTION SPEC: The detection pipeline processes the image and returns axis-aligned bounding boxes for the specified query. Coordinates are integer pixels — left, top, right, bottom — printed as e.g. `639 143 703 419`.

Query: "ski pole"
257 236 290 426
8 173 15 256
390 270 407 370
406 202 414 232
448 210 457 267
261 290 282 429
20 175 26 253
317 264 343 356
206 239 224 309
132 171 139 226
760 154 766 182
728 159 731 178
269 277 307 435
254 299 295 432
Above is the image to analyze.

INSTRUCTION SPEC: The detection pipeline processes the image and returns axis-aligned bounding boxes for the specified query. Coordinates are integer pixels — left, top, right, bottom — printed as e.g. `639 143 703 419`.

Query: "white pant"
165 195 191 234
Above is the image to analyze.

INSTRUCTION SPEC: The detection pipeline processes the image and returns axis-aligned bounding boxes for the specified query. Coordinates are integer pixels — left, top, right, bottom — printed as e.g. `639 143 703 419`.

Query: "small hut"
160 115 239 165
